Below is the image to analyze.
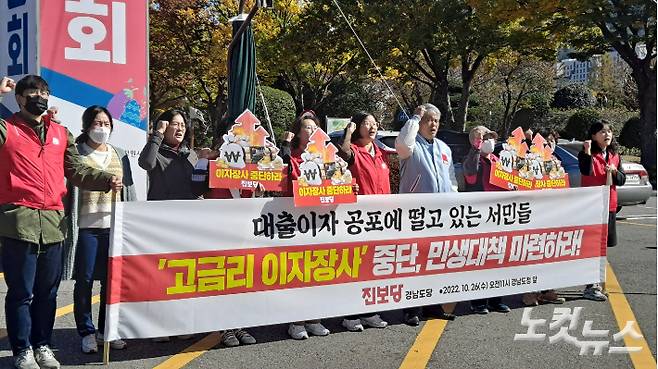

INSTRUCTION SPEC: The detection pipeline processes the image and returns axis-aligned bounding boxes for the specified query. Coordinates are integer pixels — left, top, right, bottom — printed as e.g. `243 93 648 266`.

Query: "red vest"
581 151 619 212
0 114 68 210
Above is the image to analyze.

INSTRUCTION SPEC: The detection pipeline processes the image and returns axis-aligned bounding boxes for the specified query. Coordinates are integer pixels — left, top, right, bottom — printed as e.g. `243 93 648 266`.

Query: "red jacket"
581 151 620 212
349 143 391 195
0 114 68 210
282 148 304 197
464 153 504 192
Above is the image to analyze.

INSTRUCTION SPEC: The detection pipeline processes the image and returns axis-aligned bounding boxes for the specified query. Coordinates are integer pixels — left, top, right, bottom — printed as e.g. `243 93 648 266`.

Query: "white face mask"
88 127 111 145
480 138 495 154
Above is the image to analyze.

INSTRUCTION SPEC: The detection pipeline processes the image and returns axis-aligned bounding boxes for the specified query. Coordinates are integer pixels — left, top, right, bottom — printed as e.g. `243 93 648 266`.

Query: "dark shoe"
471 304 489 315
235 329 256 345
221 330 240 347
404 314 420 326
583 286 607 301
424 305 457 320
538 290 565 304
488 302 511 313
437 312 456 320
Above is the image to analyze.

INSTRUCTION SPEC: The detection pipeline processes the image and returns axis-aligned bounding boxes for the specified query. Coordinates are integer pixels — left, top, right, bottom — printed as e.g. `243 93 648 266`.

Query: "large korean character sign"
63 0 127 64
0 0 38 115
37 0 148 199
1 0 149 198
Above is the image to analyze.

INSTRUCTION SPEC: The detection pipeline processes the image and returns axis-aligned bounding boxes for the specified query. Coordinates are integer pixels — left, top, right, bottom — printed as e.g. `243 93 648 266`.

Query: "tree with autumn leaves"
469 0 656 180
150 0 655 180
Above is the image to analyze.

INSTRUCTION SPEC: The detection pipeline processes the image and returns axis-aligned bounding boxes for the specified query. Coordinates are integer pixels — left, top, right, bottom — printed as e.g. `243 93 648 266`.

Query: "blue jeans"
1 237 63 355
73 228 109 337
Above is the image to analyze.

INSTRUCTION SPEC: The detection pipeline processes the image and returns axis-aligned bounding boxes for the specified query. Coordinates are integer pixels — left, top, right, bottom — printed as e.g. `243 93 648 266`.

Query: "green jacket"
0 112 114 245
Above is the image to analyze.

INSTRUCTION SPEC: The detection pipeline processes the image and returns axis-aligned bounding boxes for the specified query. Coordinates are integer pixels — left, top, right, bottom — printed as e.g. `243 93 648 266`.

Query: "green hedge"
255 86 296 142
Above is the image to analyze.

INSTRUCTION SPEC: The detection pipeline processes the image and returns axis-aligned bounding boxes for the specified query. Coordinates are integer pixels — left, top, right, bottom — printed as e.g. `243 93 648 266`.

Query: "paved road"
0 197 655 369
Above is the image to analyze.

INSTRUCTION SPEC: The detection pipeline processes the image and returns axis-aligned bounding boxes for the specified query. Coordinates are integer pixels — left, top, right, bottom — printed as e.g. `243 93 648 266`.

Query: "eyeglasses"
23 89 50 98
169 122 186 129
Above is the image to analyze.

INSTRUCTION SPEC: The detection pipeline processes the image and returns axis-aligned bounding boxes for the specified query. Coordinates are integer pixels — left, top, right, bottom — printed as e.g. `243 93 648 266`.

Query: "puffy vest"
581 151 620 212
0 114 68 210
399 135 456 194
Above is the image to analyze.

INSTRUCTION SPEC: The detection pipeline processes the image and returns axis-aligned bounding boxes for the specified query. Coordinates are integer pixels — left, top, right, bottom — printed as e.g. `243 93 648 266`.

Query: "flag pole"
103 189 118 365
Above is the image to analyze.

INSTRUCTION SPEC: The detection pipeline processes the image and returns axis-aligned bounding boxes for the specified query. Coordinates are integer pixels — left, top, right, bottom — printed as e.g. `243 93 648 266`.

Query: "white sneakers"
95 332 128 350
342 315 388 332
81 334 98 354
33 346 60 369
15 346 62 369
14 348 39 369
288 324 309 340
342 319 364 332
288 322 330 340
305 322 330 336
82 332 127 353
361 314 388 328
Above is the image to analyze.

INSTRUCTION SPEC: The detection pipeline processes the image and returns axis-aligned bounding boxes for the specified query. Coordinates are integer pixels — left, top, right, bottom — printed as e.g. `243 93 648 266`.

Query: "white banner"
106 187 609 340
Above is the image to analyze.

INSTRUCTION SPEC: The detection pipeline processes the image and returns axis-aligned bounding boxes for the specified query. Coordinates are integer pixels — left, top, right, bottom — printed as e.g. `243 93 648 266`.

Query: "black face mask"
24 95 48 116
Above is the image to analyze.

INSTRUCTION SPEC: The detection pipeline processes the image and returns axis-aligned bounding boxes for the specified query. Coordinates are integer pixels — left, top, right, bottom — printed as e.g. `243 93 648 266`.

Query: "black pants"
608 211 617 247
471 296 502 308
1 238 63 355
585 211 617 289
403 304 446 318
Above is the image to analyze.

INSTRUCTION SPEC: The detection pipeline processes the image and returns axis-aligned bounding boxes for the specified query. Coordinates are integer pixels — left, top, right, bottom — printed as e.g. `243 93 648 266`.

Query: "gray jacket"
138 131 202 200
62 145 138 280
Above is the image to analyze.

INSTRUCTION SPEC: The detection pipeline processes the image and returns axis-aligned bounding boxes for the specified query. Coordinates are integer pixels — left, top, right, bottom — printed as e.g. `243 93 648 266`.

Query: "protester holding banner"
337 112 390 332
395 104 458 194
139 109 203 342
578 120 626 301
62 106 136 354
463 126 503 193
0 75 123 369
279 111 331 339
279 111 319 197
338 112 391 195
190 147 258 347
395 103 457 326
138 109 204 200
193 147 255 200
462 126 513 314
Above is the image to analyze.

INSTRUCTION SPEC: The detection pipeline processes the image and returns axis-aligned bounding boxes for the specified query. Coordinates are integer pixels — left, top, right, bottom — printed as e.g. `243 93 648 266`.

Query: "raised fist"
0 77 15 94
346 122 357 135
414 105 426 119
282 131 295 142
583 140 591 156
156 120 169 134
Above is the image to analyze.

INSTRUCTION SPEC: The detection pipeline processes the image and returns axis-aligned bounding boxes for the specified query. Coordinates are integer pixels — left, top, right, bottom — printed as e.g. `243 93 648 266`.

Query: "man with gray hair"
395 104 457 325
396 104 457 194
